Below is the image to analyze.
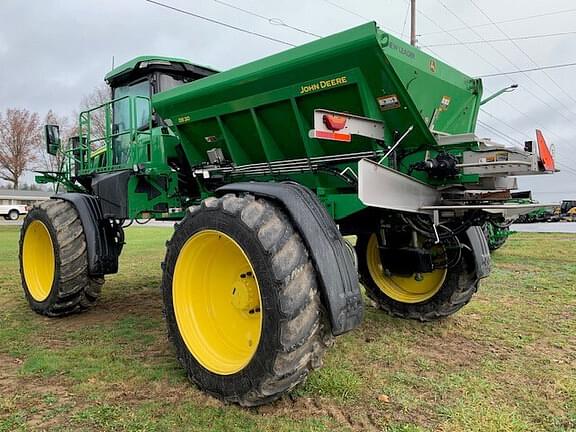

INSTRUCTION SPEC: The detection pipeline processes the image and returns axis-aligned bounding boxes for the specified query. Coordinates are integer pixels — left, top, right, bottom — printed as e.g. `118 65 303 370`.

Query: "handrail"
76 95 153 173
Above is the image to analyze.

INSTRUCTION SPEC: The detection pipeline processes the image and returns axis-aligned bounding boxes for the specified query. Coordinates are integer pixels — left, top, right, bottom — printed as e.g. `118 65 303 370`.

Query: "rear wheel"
8 209 19 220
161 194 330 406
482 222 509 251
19 199 104 316
357 233 478 321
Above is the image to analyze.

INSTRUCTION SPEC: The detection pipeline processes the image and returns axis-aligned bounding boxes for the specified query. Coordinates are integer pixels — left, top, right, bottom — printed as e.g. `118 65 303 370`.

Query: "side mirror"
45 124 61 156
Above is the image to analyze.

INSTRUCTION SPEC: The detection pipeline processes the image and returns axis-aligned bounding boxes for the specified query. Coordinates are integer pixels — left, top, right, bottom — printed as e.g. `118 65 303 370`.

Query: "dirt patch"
86 377 223 409
497 262 540 273
524 338 576 366
0 350 224 430
255 396 386 431
37 288 164 332
0 352 25 392
413 333 508 366
101 287 162 314
0 353 83 429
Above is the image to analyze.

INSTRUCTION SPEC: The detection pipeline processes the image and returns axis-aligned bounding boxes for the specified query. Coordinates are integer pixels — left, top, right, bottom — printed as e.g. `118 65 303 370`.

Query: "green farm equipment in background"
21 23 555 405
482 191 551 251
516 207 554 223
513 191 555 224
482 221 513 251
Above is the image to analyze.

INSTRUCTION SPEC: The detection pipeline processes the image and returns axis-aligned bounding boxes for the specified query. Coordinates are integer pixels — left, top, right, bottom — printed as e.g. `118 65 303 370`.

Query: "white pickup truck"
0 204 28 220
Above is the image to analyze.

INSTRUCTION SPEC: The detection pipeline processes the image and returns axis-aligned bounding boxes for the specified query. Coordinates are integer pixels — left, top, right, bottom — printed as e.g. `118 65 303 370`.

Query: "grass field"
0 225 574 431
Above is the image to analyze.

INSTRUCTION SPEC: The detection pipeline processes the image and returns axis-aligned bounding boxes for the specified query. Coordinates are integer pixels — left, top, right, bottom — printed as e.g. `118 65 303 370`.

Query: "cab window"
111 79 151 165
158 73 191 93
113 79 150 131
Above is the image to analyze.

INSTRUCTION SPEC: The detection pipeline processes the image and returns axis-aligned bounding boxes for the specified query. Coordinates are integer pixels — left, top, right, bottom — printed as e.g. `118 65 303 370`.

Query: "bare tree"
75 84 110 142
0 108 41 189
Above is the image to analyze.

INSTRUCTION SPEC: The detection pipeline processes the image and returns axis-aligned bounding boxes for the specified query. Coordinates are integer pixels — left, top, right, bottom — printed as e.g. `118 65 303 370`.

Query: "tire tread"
19 199 104 317
162 193 332 406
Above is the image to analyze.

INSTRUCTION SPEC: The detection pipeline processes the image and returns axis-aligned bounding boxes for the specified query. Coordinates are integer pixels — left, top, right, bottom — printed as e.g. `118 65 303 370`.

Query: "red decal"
313 130 351 142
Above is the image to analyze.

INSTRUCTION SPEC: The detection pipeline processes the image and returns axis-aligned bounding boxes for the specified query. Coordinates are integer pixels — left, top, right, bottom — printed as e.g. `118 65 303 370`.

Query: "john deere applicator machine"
20 23 554 405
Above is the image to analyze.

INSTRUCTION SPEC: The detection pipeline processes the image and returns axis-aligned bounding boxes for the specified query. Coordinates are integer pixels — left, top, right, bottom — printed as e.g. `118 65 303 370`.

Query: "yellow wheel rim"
22 220 55 302
172 229 262 375
366 234 447 303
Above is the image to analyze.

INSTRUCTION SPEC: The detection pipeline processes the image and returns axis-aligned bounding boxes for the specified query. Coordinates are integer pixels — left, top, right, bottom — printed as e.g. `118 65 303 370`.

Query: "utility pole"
410 0 417 46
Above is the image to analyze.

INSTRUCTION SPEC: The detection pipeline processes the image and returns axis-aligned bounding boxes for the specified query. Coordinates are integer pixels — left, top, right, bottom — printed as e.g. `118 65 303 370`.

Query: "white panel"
358 159 440 213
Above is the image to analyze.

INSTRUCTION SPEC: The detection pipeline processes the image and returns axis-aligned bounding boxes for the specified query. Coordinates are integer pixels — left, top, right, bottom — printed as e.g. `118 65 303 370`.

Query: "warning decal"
378 94 401 111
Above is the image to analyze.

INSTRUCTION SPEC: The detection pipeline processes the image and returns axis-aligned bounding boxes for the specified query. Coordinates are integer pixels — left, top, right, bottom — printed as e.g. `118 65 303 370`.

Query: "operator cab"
104 56 217 164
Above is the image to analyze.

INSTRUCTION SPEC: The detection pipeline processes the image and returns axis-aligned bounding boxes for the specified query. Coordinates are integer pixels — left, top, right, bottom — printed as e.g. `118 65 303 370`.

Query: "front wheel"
161 194 330 406
356 233 479 321
19 199 104 316
8 209 19 220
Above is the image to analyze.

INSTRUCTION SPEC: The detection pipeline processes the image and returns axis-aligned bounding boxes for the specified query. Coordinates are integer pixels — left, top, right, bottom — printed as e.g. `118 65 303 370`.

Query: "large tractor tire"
19 199 103 316
356 233 479 321
161 194 331 406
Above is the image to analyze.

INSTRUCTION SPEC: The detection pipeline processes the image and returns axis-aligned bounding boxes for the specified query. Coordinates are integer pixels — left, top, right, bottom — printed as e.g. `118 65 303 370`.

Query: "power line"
400 1 411 41
490 94 576 166
414 2 576 167
144 0 295 47
478 61 576 77
417 3 568 125
415 2 576 174
321 0 369 21
469 0 576 110
432 0 576 124
419 7 576 36
476 120 518 147
422 30 576 48
556 161 576 178
421 2 576 138
319 0 399 35
417 2 574 124
479 108 526 139
391 2 576 170
210 0 321 38
415 8 503 72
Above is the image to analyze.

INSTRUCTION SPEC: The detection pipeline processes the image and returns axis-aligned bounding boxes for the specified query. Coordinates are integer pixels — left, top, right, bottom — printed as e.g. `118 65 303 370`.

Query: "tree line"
0 85 108 190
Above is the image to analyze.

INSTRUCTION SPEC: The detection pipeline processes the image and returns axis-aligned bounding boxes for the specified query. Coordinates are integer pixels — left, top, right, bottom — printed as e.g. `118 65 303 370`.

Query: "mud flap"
465 226 491 279
217 182 363 336
52 193 124 276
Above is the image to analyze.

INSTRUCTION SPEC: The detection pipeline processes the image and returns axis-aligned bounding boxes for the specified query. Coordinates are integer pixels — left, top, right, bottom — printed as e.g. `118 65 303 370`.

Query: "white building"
0 189 52 207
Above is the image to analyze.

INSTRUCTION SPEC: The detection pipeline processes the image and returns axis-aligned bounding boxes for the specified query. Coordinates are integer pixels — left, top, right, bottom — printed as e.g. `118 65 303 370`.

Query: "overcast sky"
1 0 575 201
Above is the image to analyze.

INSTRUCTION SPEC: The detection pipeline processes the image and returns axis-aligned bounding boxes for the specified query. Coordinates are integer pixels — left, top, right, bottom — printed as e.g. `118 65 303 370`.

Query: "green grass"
0 225 574 431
